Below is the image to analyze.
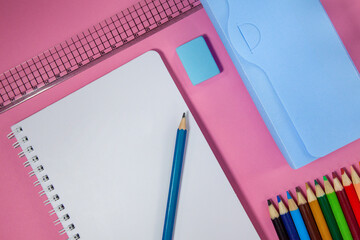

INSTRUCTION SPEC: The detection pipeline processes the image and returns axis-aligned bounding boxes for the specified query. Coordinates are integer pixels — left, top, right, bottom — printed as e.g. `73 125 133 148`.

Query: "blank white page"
11 51 259 239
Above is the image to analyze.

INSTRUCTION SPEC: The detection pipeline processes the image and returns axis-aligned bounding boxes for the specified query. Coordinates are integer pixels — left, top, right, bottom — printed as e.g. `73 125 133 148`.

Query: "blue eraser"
176 36 220 85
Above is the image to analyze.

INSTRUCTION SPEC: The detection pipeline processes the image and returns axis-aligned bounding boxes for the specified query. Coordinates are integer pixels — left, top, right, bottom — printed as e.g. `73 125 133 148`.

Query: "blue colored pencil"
162 113 187 240
287 191 311 240
278 195 300 240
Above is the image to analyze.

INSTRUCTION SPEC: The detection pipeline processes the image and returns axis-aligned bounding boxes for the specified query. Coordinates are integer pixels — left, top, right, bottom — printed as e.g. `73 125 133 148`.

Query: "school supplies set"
1 0 359 239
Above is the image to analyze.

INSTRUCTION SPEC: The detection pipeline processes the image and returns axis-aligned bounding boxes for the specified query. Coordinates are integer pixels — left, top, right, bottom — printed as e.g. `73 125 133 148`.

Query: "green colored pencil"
315 179 343 240
324 176 353 240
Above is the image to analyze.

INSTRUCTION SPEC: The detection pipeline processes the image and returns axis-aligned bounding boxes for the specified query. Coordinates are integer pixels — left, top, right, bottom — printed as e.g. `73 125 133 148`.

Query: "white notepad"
10 51 259 239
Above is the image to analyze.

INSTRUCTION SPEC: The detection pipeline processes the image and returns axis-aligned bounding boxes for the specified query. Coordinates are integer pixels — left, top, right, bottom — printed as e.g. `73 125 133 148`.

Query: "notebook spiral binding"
8 127 80 240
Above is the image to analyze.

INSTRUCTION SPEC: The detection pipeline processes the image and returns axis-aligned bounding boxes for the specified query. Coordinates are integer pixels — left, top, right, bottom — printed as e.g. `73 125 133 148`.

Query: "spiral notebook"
8 51 258 239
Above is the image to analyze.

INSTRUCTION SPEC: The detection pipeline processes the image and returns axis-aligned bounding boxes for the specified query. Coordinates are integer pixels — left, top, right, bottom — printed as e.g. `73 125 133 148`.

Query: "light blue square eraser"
176 36 220 85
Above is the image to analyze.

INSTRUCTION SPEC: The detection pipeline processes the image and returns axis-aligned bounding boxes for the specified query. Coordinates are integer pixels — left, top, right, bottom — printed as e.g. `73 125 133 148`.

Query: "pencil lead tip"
182 112 186 118
267 199 272 206
332 172 337 179
277 195 281 203
323 175 328 181
286 191 292 199
305 182 310 189
341 168 346 175
295 187 301 193
314 179 319 185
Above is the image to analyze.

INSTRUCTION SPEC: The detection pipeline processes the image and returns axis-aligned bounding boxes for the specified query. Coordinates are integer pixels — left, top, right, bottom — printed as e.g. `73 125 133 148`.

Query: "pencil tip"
295 187 301 193
286 191 292 199
267 199 272 206
314 179 319 185
341 168 345 175
305 182 310 189
323 176 328 181
182 112 186 118
351 165 355 172
277 195 281 203
332 172 337 179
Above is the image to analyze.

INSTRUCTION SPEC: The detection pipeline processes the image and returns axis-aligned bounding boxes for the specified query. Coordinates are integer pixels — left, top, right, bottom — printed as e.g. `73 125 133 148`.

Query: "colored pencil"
295 187 322 240
351 166 360 201
306 183 333 240
278 195 300 240
287 191 310 240
324 175 353 240
268 199 289 240
315 179 343 240
333 172 360 239
342 168 360 228
162 113 187 240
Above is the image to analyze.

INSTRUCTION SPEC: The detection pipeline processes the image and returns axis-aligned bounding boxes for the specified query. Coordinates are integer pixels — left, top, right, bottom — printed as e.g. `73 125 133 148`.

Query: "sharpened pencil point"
267 199 272 206
332 172 338 179
305 182 310 189
314 179 319 185
295 187 301 193
286 191 292 199
178 113 187 130
341 168 345 175
323 175 328 181
277 195 281 203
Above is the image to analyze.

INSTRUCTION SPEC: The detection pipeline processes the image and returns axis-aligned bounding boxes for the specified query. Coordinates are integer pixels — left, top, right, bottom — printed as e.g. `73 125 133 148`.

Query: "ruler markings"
0 0 201 113
9 67 22 97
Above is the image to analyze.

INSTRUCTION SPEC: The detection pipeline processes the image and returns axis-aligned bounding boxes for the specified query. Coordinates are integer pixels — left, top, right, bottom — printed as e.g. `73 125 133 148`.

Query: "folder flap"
202 0 360 158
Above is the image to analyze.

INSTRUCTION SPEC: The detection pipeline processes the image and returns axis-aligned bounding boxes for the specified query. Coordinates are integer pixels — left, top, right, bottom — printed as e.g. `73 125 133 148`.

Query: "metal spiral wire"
8 127 80 239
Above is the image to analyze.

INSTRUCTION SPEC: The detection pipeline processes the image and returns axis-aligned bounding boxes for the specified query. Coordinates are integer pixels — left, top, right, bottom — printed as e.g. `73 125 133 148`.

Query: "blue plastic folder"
200 0 360 168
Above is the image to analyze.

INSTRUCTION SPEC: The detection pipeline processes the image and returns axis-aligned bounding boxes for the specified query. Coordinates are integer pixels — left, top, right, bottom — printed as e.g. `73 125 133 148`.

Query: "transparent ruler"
0 0 202 113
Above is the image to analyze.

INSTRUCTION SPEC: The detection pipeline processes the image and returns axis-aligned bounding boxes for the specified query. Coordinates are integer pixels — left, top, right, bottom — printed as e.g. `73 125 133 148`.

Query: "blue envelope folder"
201 0 360 168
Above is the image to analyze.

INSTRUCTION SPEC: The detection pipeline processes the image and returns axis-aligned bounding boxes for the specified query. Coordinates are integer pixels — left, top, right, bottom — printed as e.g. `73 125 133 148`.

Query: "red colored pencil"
342 168 360 228
333 172 360 239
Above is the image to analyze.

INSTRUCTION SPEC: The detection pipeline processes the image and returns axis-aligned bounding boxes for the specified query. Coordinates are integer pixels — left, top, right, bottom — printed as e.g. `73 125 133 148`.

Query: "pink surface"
0 0 360 239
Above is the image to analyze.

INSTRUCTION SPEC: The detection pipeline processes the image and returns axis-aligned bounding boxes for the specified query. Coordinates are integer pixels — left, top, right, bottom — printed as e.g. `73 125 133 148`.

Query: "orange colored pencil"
351 166 360 201
343 168 360 228
305 182 332 240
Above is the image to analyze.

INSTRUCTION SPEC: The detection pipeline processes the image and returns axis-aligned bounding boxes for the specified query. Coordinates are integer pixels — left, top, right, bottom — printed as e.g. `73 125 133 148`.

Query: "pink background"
0 0 360 239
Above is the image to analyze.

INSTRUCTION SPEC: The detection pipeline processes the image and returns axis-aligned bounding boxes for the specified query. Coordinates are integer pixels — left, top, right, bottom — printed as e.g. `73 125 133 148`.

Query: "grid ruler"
0 0 202 114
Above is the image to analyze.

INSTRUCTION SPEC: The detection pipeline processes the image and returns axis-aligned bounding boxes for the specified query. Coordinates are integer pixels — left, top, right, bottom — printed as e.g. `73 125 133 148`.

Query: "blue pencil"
287 191 311 240
162 113 187 240
278 195 300 240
